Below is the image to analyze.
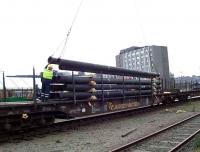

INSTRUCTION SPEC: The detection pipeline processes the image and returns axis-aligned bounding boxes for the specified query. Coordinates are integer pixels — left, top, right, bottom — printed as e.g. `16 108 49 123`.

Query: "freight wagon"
0 57 199 132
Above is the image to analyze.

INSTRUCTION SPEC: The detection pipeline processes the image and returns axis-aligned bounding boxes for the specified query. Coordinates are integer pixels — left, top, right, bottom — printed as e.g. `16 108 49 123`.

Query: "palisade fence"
0 68 38 102
0 89 33 102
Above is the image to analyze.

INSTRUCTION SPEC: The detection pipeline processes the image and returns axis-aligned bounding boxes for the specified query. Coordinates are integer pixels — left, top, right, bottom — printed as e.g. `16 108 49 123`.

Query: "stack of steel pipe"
48 57 160 100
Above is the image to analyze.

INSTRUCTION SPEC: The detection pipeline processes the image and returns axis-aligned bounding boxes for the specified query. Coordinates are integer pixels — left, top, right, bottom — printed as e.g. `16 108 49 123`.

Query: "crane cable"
52 0 84 58
133 0 147 45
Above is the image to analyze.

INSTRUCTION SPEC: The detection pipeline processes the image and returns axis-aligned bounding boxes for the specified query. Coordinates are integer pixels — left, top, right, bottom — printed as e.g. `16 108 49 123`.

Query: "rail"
110 113 200 152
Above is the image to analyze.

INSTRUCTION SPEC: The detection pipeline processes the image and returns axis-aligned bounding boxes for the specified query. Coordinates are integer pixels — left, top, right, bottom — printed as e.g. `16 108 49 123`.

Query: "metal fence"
161 78 200 91
0 89 33 102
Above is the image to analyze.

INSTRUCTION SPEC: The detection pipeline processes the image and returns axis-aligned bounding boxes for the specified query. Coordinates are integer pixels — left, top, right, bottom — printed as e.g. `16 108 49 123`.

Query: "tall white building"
116 45 170 81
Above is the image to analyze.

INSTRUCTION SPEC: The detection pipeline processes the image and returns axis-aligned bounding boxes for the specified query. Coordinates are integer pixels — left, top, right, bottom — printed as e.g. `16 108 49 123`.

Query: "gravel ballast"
1 101 200 152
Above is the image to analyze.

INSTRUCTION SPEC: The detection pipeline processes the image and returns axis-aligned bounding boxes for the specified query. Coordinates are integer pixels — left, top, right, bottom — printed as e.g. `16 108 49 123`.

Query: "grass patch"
0 97 32 102
194 136 200 152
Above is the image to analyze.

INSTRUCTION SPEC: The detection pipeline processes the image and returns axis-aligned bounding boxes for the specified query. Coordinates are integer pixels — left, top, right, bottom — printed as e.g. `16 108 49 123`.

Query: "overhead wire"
133 0 147 45
59 0 84 58
50 39 65 57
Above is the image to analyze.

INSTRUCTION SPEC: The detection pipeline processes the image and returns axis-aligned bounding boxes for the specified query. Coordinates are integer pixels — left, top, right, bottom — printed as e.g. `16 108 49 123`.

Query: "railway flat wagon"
0 57 199 132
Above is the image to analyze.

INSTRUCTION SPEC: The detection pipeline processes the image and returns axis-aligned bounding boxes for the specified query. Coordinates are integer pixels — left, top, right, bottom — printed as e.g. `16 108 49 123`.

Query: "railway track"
0 96 199 145
0 104 161 143
110 113 200 152
0 105 153 143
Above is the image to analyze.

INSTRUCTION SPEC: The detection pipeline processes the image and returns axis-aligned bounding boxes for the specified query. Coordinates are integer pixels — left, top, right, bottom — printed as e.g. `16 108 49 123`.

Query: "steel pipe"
50 90 152 99
53 76 156 85
48 57 159 78
50 84 152 92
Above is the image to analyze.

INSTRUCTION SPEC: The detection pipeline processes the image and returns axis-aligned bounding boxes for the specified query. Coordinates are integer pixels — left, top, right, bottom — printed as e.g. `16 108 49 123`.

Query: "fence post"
3 72 6 102
33 67 37 108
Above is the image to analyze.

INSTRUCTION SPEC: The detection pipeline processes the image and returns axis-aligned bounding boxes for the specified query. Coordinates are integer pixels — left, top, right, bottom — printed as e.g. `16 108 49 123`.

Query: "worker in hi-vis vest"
41 64 54 102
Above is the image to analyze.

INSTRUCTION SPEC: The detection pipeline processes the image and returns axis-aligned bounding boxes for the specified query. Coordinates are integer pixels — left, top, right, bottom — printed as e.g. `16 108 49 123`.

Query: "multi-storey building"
116 45 170 81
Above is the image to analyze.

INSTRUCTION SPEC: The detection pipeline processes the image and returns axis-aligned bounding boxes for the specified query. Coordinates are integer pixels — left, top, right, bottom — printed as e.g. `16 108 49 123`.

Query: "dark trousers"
41 79 51 102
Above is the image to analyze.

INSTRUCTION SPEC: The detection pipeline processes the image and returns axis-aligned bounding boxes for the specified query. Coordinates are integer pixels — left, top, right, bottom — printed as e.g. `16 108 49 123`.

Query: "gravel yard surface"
1 101 200 152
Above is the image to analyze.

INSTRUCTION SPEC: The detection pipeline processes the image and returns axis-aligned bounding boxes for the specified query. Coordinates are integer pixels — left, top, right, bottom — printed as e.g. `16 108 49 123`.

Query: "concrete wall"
151 46 169 79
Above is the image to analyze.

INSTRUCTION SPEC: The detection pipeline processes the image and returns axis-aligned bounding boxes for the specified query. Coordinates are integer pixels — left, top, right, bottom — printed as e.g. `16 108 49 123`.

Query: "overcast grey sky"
0 0 200 80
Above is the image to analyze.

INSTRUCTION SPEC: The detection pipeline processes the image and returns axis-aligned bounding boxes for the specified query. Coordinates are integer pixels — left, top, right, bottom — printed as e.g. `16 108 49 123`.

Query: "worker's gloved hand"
53 70 58 77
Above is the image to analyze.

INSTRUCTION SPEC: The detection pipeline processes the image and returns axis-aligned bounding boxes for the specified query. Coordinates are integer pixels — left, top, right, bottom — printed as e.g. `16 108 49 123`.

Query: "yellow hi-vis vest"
43 69 53 80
